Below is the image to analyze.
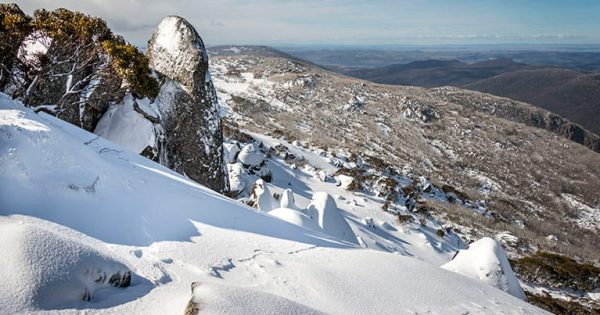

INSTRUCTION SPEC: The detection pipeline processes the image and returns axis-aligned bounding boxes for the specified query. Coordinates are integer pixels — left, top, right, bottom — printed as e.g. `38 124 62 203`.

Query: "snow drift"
0 94 544 314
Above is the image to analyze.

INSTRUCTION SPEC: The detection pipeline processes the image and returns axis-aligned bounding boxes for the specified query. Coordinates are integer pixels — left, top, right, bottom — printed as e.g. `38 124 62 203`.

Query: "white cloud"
16 0 598 46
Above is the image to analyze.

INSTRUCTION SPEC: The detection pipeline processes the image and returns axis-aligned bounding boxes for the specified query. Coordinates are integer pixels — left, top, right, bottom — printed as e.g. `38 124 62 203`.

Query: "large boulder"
147 16 227 193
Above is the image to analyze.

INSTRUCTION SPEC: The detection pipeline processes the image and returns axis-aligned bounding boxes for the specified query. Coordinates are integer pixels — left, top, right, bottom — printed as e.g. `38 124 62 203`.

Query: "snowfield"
0 93 546 314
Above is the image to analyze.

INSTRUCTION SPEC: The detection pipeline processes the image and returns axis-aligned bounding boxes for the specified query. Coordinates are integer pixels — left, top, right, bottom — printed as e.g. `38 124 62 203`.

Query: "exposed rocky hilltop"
210 51 600 262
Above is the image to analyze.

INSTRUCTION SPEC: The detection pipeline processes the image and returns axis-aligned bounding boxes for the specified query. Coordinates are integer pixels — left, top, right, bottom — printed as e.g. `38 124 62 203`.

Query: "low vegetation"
525 292 599 315
0 5 158 98
511 252 600 291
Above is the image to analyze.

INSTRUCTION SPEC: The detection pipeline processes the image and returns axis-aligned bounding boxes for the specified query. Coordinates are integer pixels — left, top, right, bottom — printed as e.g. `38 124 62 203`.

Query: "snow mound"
268 208 320 231
0 216 148 313
307 192 358 245
442 237 525 299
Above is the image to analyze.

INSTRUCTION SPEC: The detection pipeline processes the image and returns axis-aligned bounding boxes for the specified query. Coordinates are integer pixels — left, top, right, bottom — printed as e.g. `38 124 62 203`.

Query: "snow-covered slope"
0 93 545 313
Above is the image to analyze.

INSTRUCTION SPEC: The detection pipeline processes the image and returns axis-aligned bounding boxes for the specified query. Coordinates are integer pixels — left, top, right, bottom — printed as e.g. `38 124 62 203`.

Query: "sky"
18 0 600 47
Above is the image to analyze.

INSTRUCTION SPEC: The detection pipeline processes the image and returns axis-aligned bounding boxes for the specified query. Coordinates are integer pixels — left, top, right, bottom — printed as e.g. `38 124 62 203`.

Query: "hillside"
342 58 539 87
465 68 600 135
211 53 600 263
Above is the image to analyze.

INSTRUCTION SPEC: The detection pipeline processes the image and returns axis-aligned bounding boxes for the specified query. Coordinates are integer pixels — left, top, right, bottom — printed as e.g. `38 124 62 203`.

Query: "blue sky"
19 0 600 46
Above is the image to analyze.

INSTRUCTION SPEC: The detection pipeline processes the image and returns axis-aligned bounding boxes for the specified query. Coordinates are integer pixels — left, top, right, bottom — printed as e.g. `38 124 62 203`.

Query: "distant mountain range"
341 58 542 87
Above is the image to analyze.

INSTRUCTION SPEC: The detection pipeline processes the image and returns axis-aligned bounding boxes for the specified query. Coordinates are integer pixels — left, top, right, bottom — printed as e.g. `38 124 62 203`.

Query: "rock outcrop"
147 16 227 193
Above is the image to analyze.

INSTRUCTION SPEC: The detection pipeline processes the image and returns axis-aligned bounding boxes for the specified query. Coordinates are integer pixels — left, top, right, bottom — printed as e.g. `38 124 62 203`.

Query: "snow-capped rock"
238 143 266 167
336 175 356 190
442 237 526 300
307 192 358 245
279 188 298 210
223 142 241 164
227 162 248 196
148 16 227 193
495 231 519 248
250 179 279 211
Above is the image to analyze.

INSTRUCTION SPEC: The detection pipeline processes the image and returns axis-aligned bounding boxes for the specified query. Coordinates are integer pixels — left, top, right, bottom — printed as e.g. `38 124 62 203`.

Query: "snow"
307 192 359 245
0 216 150 313
227 162 248 193
442 237 526 300
253 179 279 211
0 93 545 314
279 188 298 209
153 16 183 55
250 132 338 173
17 32 52 68
94 94 156 154
237 142 265 167
223 142 240 163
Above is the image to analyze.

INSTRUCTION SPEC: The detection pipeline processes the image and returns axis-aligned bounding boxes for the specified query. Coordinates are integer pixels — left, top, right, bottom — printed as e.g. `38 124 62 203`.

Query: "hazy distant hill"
282 47 600 71
466 69 600 135
342 58 541 87
208 45 315 65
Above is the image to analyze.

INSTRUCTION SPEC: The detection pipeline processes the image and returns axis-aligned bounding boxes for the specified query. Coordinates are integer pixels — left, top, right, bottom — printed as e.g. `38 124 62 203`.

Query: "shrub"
436 229 445 238
4 6 158 99
0 4 32 87
397 214 414 224
440 184 471 201
345 179 362 191
364 155 389 171
102 39 159 98
31 8 112 42
525 291 598 315
511 252 600 291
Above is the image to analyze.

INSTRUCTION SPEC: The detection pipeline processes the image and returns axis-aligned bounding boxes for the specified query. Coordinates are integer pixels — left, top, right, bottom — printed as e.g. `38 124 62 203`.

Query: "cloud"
17 0 600 46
